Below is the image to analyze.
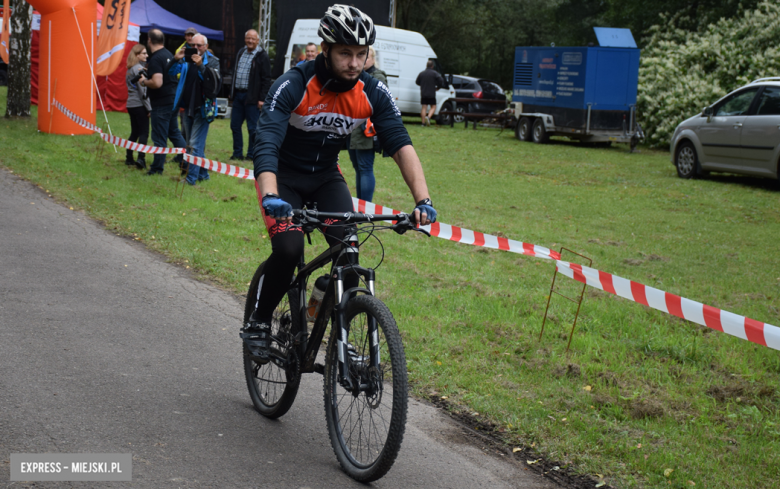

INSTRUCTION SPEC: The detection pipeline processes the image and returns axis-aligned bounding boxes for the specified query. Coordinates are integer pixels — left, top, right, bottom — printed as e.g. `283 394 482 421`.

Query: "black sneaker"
144 170 162 176
240 321 272 362
135 159 147 170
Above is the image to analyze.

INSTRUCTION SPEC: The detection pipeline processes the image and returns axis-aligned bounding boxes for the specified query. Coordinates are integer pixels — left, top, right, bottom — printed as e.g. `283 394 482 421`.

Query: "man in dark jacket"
139 29 187 175
168 34 221 185
229 29 272 161
415 60 444 126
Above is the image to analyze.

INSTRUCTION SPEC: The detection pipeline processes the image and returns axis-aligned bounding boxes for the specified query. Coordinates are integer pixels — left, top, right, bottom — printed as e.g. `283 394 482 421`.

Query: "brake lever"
413 226 431 237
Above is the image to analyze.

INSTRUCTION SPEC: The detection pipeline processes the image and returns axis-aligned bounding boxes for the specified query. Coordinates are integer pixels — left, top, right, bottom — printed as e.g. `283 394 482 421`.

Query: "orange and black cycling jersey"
253 58 411 177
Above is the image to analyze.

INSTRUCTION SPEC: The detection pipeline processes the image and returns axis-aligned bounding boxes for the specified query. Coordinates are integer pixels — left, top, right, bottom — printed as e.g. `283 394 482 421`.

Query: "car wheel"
532 119 549 144
515 117 532 142
453 105 466 124
437 101 453 126
675 141 699 179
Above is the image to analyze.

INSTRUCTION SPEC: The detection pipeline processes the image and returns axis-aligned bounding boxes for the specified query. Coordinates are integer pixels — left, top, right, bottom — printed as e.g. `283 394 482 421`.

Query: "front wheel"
324 295 408 482
516 117 532 141
243 261 301 419
675 141 699 179
437 101 453 126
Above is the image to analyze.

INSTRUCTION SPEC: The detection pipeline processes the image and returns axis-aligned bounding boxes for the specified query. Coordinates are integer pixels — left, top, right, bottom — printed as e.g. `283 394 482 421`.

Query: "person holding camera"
138 29 187 176
125 44 151 170
167 34 221 185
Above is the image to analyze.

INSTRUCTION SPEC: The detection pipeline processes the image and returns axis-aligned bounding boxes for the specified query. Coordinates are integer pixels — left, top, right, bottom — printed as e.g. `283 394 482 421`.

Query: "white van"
284 19 454 116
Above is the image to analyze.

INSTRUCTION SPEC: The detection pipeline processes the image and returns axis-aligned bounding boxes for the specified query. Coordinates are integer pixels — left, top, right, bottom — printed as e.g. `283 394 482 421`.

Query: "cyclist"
241 4 437 360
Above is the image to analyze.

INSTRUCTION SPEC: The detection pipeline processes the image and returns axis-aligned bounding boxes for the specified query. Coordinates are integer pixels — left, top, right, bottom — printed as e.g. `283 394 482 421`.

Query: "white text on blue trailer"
510 27 644 150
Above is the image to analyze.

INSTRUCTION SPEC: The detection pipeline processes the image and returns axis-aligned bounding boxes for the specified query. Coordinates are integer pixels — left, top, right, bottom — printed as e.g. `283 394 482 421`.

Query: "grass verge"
2 87 779 488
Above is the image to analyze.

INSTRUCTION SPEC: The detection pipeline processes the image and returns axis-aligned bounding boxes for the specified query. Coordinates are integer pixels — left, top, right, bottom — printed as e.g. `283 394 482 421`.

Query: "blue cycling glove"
414 198 437 223
262 193 293 219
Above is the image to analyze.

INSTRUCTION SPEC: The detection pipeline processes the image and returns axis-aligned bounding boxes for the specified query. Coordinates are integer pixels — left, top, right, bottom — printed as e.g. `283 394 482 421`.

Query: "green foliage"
638 1 780 147
393 0 761 91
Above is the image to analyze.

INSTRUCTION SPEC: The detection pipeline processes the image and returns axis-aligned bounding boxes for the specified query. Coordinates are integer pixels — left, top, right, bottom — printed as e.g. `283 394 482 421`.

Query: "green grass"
2 87 779 488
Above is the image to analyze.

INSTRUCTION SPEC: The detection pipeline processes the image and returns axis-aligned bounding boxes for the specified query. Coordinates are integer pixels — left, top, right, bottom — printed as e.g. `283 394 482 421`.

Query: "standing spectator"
168 34 221 185
139 29 187 176
348 46 386 202
125 44 151 170
415 60 444 126
179 27 197 52
177 27 199 145
296 42 318 66
229 29 272 161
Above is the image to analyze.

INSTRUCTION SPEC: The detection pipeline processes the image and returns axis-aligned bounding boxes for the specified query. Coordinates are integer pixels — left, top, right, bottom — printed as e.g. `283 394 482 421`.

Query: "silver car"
670 77 780 180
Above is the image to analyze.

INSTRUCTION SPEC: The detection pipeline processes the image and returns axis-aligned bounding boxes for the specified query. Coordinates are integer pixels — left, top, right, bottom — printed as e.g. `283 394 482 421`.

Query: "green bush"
638 0 780 147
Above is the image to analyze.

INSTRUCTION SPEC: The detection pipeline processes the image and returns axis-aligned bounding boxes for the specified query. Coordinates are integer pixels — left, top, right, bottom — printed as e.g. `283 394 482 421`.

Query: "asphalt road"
0 168 559 488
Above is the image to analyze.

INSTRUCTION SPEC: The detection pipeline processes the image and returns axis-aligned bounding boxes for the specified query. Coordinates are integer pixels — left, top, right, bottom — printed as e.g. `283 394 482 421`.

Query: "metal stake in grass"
95 122 109 162
539 247 591 352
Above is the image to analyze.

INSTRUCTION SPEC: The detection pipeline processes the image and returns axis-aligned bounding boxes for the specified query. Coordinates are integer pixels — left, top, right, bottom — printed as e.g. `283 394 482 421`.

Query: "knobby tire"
323 295 408 482
243 261 301 419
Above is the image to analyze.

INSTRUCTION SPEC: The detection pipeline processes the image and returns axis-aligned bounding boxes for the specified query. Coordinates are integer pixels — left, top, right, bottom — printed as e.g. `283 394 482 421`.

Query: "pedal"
313 363 325 375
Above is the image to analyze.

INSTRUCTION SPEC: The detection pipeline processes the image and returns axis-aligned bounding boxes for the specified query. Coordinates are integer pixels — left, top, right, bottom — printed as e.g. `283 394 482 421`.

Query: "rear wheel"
675 141 699 179
532 118 549 144
515 117 532 141
324 295 408 482
453 104 466 124
243 261 301 419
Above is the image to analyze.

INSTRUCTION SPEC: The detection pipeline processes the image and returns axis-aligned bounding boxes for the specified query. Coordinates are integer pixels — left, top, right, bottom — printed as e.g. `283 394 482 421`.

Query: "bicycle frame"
289 225 379 392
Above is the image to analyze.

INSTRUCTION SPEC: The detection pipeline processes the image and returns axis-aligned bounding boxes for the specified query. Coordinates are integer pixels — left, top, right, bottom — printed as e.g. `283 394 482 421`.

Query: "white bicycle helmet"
318 4 376 46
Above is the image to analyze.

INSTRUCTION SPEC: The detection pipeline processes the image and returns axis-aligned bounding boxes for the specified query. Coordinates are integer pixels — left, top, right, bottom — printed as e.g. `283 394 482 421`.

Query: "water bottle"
306 275 330 323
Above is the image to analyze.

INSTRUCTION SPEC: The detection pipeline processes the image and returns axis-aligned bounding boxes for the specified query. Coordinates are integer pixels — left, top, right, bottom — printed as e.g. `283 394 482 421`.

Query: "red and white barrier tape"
353 198 561 261
183 154 255 179
53 99 103 133
54 100 184 155
100 133 185 154
52 100 780 351
555 261 780 350
354 198 780 351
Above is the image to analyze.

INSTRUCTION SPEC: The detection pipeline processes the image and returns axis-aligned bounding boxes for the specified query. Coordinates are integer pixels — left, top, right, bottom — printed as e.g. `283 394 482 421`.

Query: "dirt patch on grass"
426 395 609 489
707 383 777 405
553 363 582 379
629 399 665 419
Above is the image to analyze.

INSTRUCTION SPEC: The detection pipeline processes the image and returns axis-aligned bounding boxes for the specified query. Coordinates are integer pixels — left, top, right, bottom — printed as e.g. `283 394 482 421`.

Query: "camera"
130 69 149 85
184 47 198 63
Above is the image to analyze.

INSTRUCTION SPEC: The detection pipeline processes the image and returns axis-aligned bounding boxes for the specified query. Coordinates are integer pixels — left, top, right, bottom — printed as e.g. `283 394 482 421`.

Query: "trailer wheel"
532 119 549 144
515 117 532 142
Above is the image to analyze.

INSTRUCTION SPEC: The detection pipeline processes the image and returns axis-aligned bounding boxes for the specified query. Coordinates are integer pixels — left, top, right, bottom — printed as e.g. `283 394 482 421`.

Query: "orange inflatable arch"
30 0 96 135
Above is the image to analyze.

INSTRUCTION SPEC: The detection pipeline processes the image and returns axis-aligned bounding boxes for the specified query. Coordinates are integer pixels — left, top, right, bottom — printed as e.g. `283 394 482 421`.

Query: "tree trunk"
5 0 32 118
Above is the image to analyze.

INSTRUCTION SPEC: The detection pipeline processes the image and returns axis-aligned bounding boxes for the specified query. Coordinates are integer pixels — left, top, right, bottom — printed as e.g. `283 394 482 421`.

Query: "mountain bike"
242 207 429 482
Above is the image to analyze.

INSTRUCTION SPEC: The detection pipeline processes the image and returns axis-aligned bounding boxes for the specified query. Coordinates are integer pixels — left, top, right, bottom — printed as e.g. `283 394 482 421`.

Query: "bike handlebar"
291 209 430 236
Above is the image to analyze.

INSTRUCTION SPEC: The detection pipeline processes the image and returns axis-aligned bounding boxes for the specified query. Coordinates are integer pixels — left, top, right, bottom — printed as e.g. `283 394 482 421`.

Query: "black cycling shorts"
250 165 354 323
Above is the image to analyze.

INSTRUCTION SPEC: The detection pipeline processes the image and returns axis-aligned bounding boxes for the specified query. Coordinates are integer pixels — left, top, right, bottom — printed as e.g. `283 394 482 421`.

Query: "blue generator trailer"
511 28 643 149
